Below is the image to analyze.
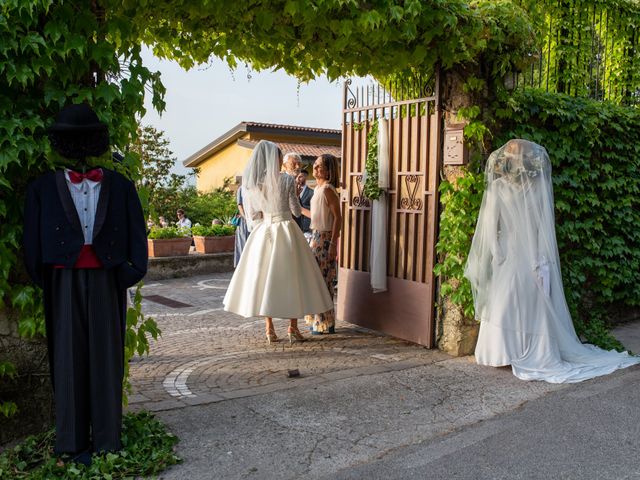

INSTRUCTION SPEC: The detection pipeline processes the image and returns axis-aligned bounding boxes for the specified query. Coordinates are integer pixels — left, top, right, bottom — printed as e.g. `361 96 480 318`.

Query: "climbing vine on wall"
434 167 485 319
127 0 538 81
363 120 383 201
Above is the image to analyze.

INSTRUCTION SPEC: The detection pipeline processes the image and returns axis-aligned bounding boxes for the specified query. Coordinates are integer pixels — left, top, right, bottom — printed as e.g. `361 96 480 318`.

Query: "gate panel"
337 78 442 347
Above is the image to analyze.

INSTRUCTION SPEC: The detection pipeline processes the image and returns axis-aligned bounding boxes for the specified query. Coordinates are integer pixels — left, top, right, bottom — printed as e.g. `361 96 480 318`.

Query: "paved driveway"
127 273 640 479
128 273 456 412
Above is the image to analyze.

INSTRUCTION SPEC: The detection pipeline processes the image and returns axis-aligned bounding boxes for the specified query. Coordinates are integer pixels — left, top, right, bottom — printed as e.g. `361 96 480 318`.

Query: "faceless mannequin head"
48 104 109 166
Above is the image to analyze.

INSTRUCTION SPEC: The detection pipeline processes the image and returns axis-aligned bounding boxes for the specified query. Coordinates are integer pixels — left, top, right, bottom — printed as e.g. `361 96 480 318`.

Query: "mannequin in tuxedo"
23 104 147 463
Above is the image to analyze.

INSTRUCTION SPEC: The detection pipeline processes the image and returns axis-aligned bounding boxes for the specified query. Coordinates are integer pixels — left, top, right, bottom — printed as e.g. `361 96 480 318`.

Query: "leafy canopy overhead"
112 0 537 81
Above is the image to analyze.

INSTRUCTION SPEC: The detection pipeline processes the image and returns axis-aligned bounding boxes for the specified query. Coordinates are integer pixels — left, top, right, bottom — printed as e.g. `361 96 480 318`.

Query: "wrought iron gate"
337 75 442 347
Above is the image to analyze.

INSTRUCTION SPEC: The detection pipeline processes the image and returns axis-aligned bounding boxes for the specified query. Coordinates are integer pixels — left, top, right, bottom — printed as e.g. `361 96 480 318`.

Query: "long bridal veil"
241 140 282 230
465 139 639 383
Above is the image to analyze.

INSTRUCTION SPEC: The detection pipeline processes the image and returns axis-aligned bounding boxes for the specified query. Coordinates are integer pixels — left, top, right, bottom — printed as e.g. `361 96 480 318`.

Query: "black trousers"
49 268 124 454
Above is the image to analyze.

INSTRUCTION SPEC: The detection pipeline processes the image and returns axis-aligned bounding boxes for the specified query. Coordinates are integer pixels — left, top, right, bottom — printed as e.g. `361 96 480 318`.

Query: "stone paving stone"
126 394 149 404
144 399 186 412
128 273 451 412
180 393 226 406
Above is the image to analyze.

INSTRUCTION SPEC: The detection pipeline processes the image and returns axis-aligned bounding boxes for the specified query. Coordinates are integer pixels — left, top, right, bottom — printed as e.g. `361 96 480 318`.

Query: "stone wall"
145 252 234 280
0 309 54 447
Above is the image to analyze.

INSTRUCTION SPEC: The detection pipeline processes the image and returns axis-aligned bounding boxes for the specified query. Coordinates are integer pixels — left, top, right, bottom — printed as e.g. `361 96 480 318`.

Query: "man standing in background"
176 209 192 229
296 170 314 238
282 152 302 177
283 152 304 229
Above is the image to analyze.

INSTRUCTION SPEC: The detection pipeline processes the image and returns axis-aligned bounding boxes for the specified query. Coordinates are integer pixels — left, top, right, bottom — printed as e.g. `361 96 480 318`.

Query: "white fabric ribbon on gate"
370 118 390 293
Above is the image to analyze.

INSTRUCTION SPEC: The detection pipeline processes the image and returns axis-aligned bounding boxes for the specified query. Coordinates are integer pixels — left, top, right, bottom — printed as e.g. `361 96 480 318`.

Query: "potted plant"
191 224 236 254
147 226 192 257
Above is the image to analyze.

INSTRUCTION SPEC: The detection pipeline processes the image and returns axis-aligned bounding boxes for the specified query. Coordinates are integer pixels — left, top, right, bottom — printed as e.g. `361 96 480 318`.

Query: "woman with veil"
465 139 639 383
224 140 333 344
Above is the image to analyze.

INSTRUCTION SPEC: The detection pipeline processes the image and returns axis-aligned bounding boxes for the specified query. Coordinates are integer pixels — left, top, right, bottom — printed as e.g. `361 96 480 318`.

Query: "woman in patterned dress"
303 154 342 334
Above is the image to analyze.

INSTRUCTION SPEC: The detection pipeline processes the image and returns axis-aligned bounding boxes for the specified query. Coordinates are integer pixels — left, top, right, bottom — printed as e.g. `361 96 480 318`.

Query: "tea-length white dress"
224 173 333 319
465 139 639 383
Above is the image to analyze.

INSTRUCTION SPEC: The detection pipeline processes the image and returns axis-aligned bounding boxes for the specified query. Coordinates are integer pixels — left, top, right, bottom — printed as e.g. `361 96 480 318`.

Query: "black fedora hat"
48 103 107 132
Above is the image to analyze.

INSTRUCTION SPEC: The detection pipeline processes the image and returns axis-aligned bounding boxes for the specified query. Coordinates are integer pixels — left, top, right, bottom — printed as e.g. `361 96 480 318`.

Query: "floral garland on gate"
363 120 383 201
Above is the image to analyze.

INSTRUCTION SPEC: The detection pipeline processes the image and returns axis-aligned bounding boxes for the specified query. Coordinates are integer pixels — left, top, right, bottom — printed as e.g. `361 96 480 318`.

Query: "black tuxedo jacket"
23 168 148 290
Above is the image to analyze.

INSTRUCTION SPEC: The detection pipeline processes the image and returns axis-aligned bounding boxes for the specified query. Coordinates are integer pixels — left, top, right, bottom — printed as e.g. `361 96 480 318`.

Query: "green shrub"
191 224 235 237
147 226 190 239
173 185 238 227
0 412 180 479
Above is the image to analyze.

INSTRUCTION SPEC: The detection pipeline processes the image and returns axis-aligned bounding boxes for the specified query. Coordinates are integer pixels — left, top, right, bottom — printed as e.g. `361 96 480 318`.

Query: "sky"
140 48 347 177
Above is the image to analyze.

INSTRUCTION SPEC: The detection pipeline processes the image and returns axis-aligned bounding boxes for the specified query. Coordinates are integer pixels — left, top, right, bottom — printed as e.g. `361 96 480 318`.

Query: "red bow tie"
68 168 103 184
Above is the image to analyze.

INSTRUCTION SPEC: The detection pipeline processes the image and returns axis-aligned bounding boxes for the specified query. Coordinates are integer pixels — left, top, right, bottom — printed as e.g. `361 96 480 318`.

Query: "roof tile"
240 139 341 159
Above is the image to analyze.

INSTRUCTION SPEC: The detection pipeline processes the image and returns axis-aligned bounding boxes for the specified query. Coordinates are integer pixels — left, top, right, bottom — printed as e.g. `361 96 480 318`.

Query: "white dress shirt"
64 169 101 244
177 217 192 229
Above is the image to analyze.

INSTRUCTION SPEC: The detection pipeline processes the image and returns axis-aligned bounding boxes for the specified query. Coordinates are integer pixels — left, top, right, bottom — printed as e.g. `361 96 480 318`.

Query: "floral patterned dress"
304 184 338 333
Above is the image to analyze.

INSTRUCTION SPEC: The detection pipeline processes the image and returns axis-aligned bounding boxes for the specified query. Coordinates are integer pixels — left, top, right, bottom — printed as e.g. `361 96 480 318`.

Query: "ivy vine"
363 120 383 201
0 412 181 479
434 167 485 319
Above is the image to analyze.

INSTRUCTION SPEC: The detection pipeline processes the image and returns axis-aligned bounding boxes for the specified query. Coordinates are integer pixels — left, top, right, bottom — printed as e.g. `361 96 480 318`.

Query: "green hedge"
0 412 180 479
436 89 640 349
147 226 191 239
173 186 238 227
191 224 236 237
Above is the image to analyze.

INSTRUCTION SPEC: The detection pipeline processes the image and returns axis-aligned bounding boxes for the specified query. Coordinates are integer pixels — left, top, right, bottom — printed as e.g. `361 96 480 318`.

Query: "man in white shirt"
176 208 192 229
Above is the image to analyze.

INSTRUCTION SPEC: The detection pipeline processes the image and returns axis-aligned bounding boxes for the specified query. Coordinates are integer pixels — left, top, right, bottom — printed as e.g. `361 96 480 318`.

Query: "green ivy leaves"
363 121 383 201
120 0 535 82
0 362 18 418
0 412 180 478
434 167 485 319
123 285 160 405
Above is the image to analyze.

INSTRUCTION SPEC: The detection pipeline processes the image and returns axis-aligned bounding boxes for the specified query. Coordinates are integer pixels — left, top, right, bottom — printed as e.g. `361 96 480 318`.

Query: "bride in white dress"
223 140 333 343
465 139 639 383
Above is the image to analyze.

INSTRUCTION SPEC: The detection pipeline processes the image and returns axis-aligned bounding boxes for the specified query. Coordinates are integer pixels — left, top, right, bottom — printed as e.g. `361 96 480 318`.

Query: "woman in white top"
303 154 342 334
223 141 333 343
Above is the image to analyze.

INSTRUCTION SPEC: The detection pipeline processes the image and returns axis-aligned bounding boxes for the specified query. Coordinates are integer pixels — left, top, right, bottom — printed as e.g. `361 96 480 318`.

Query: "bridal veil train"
465 139 639 383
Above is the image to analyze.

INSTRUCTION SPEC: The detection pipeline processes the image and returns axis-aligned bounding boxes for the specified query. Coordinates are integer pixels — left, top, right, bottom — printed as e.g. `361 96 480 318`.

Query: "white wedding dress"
465 139 639 383
223 172 333 318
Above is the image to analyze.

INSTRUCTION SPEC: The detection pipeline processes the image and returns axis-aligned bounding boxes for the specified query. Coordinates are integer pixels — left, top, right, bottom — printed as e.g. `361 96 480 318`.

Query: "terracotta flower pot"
193 235 235 254
147 237 192 257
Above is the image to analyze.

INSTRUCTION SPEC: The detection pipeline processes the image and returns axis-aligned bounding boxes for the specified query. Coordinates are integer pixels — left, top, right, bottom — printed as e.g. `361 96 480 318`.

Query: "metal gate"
336 75 442 347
